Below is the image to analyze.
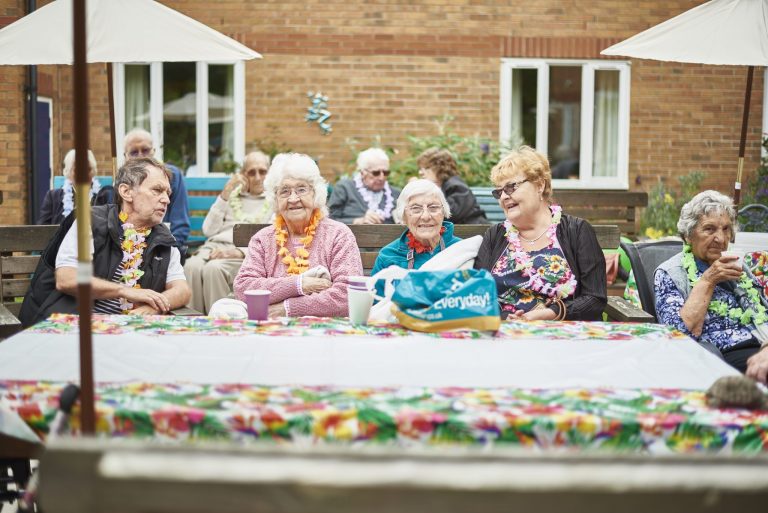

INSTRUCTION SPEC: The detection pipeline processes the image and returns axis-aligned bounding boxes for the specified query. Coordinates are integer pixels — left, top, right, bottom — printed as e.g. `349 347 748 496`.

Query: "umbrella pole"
735 66 755 208
107 63 117 178
73 0 95 435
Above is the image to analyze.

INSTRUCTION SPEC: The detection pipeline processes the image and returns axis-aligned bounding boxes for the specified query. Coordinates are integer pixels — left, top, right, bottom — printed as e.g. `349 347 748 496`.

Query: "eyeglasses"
491 179 529 199
407 204 443 216
277 185 313 199
127 146 154 158
365 168 390 178
245 168 268 177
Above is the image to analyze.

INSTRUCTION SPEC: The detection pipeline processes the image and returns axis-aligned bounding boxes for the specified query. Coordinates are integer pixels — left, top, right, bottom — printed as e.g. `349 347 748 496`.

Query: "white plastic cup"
721 250 743 268
244 289 271 321
348 286 374 325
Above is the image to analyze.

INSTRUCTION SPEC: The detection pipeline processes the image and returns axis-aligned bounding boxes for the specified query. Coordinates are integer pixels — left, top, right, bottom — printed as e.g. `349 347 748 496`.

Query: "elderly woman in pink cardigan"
234 153 363 318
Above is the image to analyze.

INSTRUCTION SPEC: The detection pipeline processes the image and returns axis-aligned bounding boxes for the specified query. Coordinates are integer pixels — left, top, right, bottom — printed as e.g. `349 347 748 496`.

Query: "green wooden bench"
53 175 229 245
470 187 648 238
233 222 650 322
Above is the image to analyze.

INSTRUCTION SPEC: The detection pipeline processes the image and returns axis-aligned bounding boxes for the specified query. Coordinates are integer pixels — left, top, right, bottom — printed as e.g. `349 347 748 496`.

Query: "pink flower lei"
354 173 394 220
503 204 577 300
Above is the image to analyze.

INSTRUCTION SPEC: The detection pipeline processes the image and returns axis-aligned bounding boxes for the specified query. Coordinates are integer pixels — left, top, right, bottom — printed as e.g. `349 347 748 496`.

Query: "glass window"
500 59 630 189
124 64 150 133
115 61 244 174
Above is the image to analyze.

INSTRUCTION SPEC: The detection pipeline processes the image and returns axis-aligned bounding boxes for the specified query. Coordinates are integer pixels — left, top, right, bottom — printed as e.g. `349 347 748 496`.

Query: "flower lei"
229 184 269 222
681 244 767 326
406 226 446 254
118 211 151 313
62 177 102 217
353 173 394 220
275 209 322 274
503 204 576 299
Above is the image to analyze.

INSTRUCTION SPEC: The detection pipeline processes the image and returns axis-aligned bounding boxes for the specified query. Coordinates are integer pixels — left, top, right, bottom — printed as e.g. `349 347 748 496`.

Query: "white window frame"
114 61 246 174
500 58 631 190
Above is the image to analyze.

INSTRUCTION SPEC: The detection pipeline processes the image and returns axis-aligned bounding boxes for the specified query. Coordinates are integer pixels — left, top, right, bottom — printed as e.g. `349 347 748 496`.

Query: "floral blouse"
654 258 754 352
492 238 575 318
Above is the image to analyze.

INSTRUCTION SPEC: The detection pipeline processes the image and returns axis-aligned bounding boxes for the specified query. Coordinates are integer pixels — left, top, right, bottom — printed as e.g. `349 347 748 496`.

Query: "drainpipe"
24 0 38 224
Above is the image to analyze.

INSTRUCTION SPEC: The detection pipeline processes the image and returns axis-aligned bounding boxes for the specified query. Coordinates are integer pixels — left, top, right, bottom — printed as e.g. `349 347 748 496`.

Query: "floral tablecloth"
2 380 767 454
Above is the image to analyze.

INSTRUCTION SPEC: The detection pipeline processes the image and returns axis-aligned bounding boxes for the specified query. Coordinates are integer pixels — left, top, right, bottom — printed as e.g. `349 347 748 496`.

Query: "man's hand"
301 277 331 295
220 174 248 201
700 255 742 286
268 302 286 318
746 346 768 384
210 248 244 260
122 287 171 313
353 210 384 225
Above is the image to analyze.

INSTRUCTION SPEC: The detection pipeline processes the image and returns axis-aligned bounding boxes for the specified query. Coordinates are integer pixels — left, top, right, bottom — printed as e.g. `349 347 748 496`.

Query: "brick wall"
0 0 764 224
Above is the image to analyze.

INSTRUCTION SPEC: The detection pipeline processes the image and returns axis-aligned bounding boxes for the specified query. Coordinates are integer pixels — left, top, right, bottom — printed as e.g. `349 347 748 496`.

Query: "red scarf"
406 226 446 254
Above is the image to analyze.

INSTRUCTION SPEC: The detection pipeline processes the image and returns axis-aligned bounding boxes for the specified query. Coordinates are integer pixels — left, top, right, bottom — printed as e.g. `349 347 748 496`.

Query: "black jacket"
37 186 113 225
441 176 488 224
473 213 607 320
20 204 174 327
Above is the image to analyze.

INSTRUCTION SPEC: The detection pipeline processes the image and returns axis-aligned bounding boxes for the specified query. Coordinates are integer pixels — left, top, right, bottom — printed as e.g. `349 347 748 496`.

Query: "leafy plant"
344 116 522 188
641 171 705 239
251 124 293 160
739 135 768 232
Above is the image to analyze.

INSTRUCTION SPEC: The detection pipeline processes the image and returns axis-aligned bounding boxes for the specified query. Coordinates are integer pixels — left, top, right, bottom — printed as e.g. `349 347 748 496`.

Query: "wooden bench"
471 187 648 238
233 222 650 322
53 175 230 246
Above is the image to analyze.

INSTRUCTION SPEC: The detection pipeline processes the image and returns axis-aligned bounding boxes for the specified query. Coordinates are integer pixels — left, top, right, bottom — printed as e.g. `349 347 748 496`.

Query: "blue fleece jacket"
164 164 190 249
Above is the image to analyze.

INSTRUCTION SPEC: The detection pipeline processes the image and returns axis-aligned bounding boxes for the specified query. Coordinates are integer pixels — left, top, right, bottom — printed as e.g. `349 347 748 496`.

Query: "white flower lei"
228 184 269 223
62 177 102 217
353 173 394 220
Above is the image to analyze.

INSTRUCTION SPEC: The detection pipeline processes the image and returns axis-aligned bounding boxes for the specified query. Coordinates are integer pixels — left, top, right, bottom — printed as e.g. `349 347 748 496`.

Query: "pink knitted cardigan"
234 217 363 317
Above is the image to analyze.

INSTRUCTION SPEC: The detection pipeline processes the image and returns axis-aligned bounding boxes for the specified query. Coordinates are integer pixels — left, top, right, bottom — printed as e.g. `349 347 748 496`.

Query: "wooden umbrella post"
107 62 117 178
73 0 95 435
735 65 755 209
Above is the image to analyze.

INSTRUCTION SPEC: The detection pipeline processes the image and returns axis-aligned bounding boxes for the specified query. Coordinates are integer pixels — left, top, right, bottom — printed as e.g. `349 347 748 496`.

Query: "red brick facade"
0 0 763 224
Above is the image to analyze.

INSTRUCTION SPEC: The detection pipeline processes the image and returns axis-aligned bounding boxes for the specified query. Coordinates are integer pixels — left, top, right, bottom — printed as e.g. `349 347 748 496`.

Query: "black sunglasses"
491 179 528 199
366 169 390 178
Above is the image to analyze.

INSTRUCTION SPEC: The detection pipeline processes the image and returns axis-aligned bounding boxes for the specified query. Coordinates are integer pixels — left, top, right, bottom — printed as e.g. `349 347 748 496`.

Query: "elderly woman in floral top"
655 190 768 380
474 146 606 321
234 153 364 318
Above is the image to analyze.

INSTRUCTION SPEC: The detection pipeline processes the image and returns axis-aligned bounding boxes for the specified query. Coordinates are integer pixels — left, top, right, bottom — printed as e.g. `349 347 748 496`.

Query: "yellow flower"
645 227 665 240
664 193 674 205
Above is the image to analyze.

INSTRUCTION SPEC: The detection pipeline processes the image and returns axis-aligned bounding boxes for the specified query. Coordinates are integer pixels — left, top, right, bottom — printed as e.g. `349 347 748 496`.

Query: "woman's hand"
301 277 331 295
700 255 742 286
268 302 286 318
220 174 248 201
209 248 244 260
353 210 384 224
512 307 557 321
746 346 768 384
129 305 162 315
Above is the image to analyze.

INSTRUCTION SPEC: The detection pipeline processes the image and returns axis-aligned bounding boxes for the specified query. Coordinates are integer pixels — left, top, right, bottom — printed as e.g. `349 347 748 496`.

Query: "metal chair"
738 203 768 232
620 240 683 321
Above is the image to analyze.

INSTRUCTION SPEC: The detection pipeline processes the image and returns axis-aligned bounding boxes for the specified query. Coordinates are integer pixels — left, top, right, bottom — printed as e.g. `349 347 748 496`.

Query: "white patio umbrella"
602 0 768 205
0 0 261 433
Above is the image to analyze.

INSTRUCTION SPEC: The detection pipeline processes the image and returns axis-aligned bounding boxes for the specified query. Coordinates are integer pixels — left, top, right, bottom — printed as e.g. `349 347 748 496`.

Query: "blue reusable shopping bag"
390 269 500 332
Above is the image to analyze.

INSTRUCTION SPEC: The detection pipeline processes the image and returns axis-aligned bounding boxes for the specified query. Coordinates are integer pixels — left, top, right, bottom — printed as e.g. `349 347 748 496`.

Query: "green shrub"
739 136 768 232
344 116 522 188
641 171 704 239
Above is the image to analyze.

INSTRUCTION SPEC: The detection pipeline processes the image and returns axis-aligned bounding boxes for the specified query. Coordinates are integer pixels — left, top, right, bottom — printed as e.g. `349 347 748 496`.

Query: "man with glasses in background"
123 128 190 260
183 151 272 314
328 147 400 224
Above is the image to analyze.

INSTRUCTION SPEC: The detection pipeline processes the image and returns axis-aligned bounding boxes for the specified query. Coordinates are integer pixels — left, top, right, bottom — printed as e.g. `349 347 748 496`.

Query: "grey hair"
263 153 328 214
243 151 271 169
123 128 153 153
356 147 389 171
393 179 451 224
62 149 97 181
677 190 737 240
114 157 172 209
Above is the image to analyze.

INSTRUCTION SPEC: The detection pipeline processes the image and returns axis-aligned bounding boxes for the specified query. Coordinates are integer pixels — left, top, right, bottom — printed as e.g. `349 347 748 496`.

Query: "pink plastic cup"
244 289 271 321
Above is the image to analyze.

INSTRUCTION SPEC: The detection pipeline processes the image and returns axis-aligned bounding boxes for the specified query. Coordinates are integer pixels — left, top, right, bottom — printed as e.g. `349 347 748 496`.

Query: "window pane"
163 62 196 173
548 66 581 181
511 68 537 147
124 64 150 133
208 64 235 174
592 69 620 178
